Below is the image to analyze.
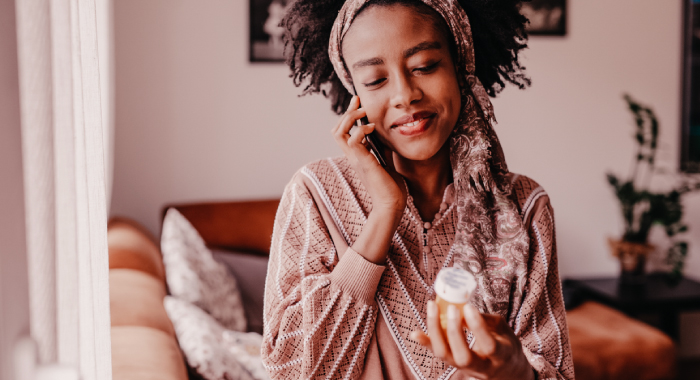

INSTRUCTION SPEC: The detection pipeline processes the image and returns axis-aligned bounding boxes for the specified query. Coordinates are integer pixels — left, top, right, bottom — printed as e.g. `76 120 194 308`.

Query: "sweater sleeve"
513 197 575 380
261 174 385 380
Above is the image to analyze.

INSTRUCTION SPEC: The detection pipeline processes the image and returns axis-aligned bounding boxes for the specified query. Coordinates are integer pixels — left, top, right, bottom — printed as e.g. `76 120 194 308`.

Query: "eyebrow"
352 57 384 70
350 41 442 70
403 41 442 59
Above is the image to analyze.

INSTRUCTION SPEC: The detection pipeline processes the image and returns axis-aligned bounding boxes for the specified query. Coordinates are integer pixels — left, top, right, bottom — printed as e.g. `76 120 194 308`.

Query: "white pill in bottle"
433 267 477 333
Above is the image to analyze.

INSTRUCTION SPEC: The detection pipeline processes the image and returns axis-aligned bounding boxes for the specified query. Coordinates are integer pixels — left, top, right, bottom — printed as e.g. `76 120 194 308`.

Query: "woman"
262 0 574 379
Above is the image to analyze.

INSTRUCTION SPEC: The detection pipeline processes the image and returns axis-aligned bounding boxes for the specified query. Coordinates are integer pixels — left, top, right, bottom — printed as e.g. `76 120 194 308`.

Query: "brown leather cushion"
108 217 166 282
567 302 676 380
111 326 188 380
110 269 174 337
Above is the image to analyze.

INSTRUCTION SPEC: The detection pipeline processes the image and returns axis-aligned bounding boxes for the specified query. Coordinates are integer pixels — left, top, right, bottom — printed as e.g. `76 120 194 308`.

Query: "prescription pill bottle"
433 267 477 332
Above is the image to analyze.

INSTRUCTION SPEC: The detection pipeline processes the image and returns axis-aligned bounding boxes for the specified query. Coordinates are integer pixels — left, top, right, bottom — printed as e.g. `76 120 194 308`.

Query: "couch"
108 199 677 380
108 217 188 380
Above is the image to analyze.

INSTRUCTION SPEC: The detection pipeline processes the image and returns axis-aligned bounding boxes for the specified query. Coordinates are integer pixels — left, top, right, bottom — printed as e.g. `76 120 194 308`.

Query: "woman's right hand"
332 96 407 264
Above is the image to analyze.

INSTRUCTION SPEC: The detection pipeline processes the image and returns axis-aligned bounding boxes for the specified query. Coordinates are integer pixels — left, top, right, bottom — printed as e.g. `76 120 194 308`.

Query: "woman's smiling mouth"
392 112 436 136
397 118 426 128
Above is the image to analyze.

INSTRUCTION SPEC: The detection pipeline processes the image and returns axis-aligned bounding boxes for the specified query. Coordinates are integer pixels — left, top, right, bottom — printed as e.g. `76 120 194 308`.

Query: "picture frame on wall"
249 0 289 62
520 0 567 36
249 0 567 62
682 0 700 172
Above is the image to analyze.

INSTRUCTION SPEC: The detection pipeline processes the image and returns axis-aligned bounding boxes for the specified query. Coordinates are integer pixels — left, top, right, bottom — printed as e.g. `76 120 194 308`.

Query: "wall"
0 0 30 378
111 0 700 356
112 0 340 229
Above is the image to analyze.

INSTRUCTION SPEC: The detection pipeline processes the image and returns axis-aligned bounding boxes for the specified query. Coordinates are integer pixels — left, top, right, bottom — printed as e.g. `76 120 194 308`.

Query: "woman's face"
342 4 461 162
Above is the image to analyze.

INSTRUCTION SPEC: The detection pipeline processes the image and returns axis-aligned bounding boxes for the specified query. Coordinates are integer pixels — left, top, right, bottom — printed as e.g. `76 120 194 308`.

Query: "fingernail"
447 305 459 319
447 304 458 320
427 301 437 317
463 304 476 320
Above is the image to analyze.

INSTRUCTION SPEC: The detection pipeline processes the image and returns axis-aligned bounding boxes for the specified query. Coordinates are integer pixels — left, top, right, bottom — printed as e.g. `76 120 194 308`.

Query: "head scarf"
329 0 530 317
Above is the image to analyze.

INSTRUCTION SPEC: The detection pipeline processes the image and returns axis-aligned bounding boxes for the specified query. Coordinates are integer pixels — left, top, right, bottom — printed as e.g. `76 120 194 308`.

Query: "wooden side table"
563 273 700 340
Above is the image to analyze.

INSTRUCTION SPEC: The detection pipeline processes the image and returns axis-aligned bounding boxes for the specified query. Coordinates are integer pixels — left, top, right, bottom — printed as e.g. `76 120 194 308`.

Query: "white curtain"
14 0 113 379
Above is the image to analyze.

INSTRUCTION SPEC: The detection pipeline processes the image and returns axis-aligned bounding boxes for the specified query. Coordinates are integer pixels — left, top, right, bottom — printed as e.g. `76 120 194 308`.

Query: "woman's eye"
363 78 386 87
414 61 440 73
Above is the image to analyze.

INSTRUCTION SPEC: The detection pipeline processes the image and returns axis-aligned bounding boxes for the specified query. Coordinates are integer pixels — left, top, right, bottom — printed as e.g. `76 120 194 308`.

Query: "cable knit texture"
262 158 574 380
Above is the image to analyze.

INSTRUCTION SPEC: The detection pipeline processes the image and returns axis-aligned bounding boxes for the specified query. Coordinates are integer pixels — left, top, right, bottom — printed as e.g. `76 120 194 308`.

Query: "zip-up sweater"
262 157 574 380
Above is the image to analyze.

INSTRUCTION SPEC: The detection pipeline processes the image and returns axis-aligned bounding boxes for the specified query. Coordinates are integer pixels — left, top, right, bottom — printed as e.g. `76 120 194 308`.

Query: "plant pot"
608 238 654 284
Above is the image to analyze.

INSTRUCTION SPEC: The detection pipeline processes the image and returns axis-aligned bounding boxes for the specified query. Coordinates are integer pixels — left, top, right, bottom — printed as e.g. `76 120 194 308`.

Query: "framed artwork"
249 0 289 62
520 0 567 36
682 0 700 172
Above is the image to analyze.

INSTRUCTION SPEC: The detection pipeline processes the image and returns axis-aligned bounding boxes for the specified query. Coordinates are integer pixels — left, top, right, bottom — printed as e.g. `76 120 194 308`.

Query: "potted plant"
606 94 700 283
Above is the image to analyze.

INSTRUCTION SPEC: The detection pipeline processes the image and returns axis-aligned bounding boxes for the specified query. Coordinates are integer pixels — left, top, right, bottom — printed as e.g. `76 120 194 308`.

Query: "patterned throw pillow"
161 208 247 332
164 296 269 380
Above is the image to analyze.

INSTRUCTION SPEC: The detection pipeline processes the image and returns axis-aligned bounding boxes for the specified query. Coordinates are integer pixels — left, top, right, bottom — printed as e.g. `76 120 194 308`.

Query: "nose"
389 72 422 109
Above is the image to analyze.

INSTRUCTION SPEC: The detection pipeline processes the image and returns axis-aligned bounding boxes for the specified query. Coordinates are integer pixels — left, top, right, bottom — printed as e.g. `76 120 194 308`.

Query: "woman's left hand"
410 301 535 380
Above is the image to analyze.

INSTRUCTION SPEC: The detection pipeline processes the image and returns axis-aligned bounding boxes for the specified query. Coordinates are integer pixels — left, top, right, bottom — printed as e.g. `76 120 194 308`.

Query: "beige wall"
0 0 30 378
111 0 700 356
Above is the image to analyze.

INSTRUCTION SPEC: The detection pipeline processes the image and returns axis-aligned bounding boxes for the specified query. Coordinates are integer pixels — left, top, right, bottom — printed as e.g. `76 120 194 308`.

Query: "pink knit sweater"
262 157 574 380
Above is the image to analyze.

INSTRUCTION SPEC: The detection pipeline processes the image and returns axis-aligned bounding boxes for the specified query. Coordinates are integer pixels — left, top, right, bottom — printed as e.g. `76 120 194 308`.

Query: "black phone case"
355 102 387 167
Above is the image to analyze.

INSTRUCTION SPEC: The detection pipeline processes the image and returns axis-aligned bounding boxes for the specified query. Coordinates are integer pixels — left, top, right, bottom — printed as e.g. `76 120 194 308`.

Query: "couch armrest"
112 326 188 380
108 217 187 380
162 199 279 257
108 217 165 282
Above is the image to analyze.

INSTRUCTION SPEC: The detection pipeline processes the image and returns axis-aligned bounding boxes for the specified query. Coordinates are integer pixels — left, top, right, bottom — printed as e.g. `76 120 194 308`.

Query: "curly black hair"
282 0 531 115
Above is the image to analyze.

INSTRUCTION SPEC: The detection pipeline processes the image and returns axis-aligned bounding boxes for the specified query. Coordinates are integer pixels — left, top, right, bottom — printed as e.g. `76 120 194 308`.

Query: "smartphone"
351 91 387 167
